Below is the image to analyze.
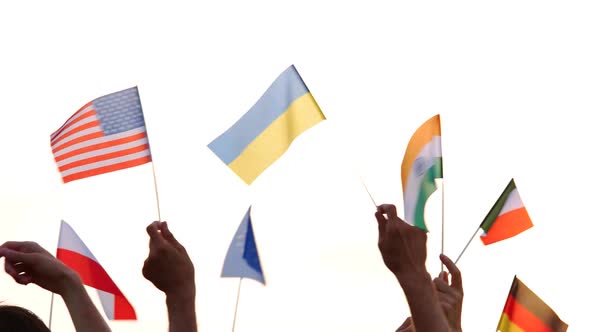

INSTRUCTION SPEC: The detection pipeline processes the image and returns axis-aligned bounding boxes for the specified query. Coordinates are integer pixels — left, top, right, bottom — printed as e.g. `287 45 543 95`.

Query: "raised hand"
374 204 428 278
374 204 450 332
142 221 195 296
434 254 463 332
0 241 80 295
142 221 197 332
0 241 111 332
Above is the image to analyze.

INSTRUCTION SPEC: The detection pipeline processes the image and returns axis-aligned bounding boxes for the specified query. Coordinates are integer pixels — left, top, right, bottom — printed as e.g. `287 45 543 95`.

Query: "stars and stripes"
50 87 152 183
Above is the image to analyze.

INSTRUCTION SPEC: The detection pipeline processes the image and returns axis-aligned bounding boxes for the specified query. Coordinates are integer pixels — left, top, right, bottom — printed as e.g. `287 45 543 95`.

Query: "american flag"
51 87 152 183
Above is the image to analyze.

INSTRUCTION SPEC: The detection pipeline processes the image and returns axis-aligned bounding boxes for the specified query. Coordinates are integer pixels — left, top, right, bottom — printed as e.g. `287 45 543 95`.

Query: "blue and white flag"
221 206 265 285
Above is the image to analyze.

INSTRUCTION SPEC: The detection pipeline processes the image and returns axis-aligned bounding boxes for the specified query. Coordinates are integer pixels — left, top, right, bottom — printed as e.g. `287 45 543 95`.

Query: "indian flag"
401 114 442 231
480 179 533 245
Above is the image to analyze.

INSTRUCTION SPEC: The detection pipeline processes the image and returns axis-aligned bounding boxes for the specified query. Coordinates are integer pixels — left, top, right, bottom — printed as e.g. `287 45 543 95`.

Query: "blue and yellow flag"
221 206 265 285
208 65 326 184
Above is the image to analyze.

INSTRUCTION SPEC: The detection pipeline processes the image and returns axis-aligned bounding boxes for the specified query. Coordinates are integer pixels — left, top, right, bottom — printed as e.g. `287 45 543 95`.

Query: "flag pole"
231 278 243 332
454 226 481 265
439 116 445 273
441 180 445 272
359 176 378 208
136 86 161 221
151 162 162 221
48 292 55 329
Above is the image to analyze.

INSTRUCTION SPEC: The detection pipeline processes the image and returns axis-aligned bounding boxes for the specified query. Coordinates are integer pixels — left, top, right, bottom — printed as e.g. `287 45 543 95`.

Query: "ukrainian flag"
208 65 326 184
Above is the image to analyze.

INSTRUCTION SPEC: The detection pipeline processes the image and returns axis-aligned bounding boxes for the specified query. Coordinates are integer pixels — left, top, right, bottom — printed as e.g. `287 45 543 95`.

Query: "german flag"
497 276 567 332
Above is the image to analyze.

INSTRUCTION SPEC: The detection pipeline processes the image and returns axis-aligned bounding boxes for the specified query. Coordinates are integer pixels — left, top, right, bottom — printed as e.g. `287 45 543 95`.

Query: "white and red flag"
57 220 136 320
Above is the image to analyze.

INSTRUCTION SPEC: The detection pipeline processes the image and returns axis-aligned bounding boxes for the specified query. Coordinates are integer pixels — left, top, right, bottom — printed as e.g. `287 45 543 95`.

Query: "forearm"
60 274 111 332
166 286 198 332
397 271 450 332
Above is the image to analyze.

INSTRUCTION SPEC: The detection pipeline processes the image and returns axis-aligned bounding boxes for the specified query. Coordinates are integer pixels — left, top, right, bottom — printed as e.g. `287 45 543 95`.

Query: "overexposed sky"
1 1 589 331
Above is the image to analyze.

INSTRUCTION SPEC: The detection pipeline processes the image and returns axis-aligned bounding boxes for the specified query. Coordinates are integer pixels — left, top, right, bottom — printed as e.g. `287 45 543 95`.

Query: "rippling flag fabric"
221 206 265 285
57 220 136 320
208 65 325 185
497 276 567 332
50 87 151 183
400 114 442 231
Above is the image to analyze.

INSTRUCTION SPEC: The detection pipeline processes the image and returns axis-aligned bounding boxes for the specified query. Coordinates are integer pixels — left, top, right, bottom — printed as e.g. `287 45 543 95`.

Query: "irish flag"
479 179 533 245
401 114 442 231
57 220 136 320
497 276 568 331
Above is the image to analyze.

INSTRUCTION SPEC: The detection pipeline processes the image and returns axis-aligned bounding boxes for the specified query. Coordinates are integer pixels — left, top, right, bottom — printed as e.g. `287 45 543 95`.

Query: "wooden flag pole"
231 278 244 332
48 292 55 329
454 226 481 265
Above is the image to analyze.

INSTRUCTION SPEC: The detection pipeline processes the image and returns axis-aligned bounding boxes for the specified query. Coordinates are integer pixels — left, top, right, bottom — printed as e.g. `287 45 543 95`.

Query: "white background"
1 1 587 331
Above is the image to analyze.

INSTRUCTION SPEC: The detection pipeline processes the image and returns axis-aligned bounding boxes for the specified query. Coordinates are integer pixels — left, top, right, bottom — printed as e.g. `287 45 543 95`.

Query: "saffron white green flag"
401 114 442 231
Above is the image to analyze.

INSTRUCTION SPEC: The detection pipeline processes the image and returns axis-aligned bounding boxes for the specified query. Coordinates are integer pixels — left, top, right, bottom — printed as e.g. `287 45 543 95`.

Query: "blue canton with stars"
93 87 146 135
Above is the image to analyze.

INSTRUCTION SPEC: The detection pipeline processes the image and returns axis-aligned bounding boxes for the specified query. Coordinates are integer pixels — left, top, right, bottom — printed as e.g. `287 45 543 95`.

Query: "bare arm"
395 254 464 332
397 271 447 332
143 221 198 332
375 204 450 332
0 241 111 332
60 272 112 332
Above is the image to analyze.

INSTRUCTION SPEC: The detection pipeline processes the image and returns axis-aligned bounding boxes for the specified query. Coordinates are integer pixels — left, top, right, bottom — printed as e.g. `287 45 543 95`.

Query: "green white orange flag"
480 179 533 245
401 114 442 231
497 276 568 332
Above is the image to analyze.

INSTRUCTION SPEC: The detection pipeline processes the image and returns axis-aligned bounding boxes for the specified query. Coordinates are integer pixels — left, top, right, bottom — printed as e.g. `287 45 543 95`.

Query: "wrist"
396 269 434 297
395 268 430 286
165 283 196 306
58 269 83 295
59 271 85 302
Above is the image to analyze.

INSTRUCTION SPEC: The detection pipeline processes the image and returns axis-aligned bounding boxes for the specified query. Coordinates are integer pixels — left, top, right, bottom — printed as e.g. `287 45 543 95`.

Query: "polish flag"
57 220 136 320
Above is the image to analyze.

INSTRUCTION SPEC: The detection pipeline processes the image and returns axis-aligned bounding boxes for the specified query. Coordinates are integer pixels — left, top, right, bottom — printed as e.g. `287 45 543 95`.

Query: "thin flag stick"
231 278 243 332
454 226 481 265
137 87 162 221
48 292 55 329
441 180 445 272
151 162 162 221
359 176 378 208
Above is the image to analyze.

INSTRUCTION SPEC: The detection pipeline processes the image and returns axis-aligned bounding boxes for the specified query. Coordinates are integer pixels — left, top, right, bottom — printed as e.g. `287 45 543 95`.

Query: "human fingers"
161 222 182 249
4 259 20 279
434 276 453 294
146 221 165 249
14 274 33 285
377 204 398 221
12 262 28 274
2 258 32 285
374 211 387 235
396 317 414 332
440 301 453 316
438 270 449 284
440 253 462 290
0 248 34 264
0 241 42 254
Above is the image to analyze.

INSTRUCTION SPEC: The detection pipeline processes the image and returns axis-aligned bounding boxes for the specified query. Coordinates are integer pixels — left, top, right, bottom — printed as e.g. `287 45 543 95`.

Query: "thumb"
374 211 387 235
146 222 164 241
161 222 181 246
